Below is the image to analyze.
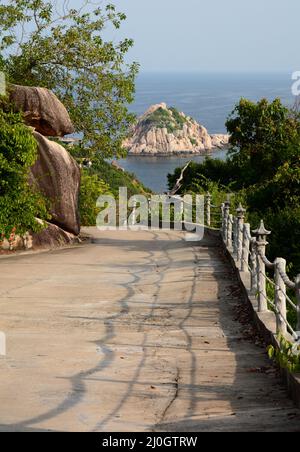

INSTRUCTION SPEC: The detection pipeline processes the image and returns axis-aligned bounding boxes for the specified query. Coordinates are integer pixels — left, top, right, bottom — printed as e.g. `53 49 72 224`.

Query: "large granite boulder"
9 84 75 137
32 221 80 249
31 132 81 235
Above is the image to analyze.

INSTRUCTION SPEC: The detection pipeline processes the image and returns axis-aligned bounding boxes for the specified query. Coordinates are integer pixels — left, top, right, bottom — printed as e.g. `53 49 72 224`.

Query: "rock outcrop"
7 84 81 242
2 85 81 251
123 103 229 155
31 132 81 236
0 222 79 251
9 84 74 137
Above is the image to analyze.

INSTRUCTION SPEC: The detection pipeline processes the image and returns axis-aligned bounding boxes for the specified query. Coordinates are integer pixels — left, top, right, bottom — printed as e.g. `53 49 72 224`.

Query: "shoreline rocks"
123 103 229 155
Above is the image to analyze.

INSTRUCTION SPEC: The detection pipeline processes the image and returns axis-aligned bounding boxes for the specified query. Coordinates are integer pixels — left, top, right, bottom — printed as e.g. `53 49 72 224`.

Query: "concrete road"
0 228 299 432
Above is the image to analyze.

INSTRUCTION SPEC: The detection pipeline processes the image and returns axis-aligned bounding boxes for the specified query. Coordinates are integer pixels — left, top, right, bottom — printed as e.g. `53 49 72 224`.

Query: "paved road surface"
0 228 299 432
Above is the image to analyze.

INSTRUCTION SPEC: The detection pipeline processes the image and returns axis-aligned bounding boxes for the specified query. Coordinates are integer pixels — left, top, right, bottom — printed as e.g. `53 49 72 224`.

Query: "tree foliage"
0 107 49 239
79 170 111 226
168 97 300 274
226 98 300 186
0 0 139 159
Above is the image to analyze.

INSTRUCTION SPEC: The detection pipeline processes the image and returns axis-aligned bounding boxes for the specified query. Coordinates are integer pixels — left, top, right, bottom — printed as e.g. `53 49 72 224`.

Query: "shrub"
79 170 111 226
91 159 151 198
168 98 300 276
79 160 151 227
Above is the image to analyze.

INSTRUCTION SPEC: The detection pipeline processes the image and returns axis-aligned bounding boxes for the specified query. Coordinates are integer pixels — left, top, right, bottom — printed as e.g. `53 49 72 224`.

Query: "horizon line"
137 70 294 76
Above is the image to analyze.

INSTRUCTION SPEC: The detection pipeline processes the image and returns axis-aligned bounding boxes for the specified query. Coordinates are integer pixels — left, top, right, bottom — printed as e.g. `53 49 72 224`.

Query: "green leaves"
142 106 188 134
79 170 111 226
0 109 49 239
226 98 300 186
268 334 300 373
168 96 300 280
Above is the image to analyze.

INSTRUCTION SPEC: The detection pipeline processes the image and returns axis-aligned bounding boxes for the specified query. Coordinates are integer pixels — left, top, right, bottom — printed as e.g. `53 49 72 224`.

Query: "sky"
104 0 300 73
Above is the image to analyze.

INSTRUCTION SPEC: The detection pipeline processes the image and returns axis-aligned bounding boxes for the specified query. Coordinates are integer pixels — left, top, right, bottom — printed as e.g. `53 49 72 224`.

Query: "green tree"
79 170 111 226
226 98 300 186
0 108 49 239
0 0 139 159
167 98 300 276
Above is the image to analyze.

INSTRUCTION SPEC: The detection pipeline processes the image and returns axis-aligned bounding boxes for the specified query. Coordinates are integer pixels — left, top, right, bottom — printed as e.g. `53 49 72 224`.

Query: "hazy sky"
106 0 300 73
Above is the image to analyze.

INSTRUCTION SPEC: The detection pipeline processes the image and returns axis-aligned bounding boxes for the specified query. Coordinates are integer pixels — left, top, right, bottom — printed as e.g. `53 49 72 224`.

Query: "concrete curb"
221 235 300 408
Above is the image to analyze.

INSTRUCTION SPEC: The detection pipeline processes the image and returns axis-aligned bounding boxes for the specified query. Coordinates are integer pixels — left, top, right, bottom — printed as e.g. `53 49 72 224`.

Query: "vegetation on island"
142 106 188 134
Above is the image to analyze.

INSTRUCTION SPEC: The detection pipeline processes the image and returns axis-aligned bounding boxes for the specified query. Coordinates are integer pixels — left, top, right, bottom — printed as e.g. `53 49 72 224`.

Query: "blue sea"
118 72 295 192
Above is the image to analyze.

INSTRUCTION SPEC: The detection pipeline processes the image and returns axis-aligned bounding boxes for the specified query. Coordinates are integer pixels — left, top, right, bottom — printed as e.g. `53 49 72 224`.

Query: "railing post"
274 258 287 336
295 275 300 335
253 220 271 312
223 199 230 243
221 203 225 238
227 214 233 250
241 223 251 273
206 192 211 227
180 198 184 229
148 197 151 228
131 200 137 226
233 217 238 258
236 203 246 266
250 238 258 295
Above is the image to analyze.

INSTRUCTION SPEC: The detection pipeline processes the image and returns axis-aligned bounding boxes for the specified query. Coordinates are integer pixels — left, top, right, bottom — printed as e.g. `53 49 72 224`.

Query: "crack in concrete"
156 367 180 427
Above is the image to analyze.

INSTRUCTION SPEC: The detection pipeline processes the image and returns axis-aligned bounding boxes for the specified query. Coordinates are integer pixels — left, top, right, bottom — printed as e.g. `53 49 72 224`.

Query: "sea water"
119 72 294 192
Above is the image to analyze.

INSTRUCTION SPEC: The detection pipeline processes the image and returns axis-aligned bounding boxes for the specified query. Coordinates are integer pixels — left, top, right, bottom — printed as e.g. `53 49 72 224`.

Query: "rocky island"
123 103 229 155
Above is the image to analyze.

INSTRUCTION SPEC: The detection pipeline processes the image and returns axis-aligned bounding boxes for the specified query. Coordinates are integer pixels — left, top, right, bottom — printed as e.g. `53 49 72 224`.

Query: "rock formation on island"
4 84 81 250
123 103 229 155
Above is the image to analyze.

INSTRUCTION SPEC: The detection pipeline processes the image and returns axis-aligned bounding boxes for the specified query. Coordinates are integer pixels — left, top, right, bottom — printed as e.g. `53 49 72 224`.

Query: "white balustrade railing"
218 196 300 342
131 192 300 342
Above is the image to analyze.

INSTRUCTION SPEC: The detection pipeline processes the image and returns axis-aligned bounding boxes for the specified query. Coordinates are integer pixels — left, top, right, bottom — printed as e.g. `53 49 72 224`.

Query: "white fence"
215 195 300 342
131 191 300 342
